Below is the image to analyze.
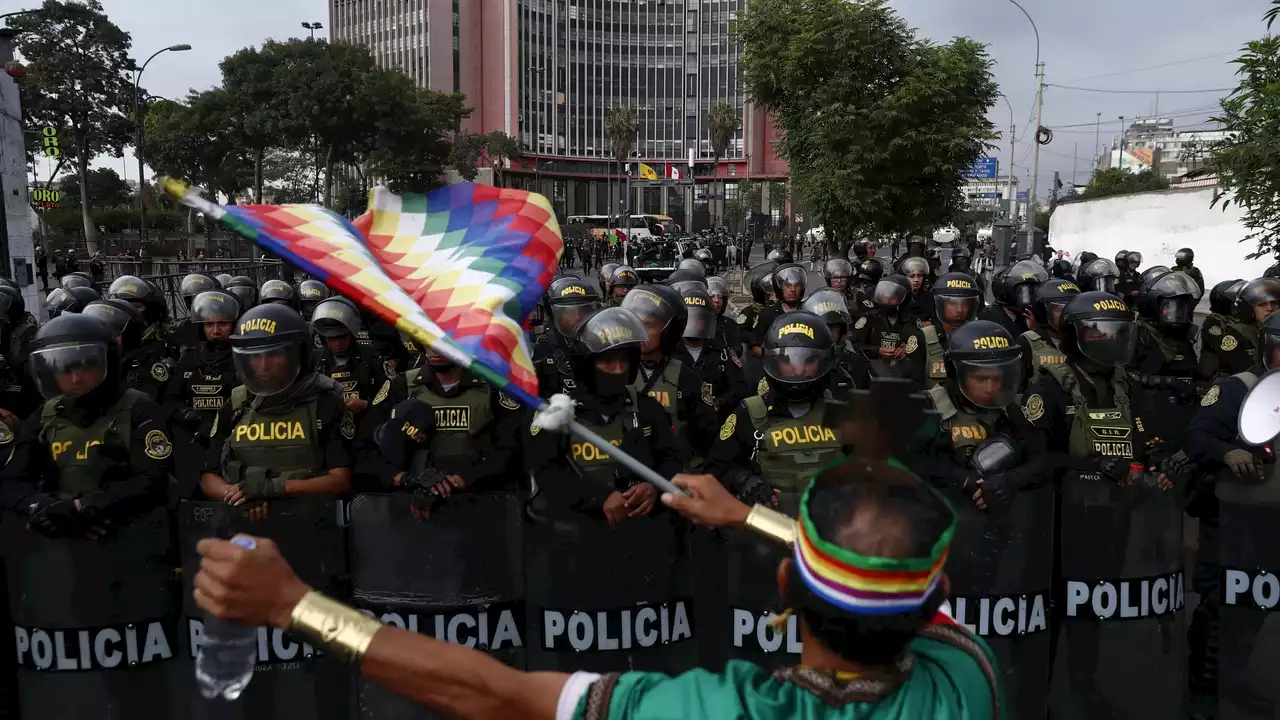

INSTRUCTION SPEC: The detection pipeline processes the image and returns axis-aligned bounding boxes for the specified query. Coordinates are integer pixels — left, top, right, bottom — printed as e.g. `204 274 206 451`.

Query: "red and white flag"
667 165 686 180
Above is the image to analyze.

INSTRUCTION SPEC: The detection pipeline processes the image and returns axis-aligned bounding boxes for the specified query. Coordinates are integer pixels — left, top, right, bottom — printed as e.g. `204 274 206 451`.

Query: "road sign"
967 157 998 179
1016 191 1029 200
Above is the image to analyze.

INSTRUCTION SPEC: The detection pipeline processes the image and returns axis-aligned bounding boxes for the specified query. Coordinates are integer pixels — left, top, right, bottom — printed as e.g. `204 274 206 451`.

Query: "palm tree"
605 107 639 218
708 101 741 227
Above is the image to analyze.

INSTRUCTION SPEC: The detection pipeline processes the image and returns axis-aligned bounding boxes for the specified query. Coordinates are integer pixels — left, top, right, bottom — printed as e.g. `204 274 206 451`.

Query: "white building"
964 174 1019 211
1101 118 1231 179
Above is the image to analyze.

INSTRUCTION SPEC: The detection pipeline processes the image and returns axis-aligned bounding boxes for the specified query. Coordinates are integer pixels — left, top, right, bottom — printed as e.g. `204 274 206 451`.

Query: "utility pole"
1072 142 1078 186
1026 60 1045 232
1005 123 1016 221
1095 112 1101 170
1117 116 1126 170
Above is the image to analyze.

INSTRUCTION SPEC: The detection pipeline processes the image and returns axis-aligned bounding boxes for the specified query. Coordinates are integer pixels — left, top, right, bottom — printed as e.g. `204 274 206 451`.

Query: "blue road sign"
967 157 998 179
1016 191 1029 200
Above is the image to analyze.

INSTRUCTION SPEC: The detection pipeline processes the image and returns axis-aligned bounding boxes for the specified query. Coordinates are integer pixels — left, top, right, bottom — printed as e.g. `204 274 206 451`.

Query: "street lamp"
998 92 1015 222
301 22 324 40
133 43 190 245
1004 0 1043 232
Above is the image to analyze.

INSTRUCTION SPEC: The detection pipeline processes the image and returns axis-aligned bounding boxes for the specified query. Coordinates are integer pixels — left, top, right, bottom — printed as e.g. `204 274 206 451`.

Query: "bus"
564 215 672 241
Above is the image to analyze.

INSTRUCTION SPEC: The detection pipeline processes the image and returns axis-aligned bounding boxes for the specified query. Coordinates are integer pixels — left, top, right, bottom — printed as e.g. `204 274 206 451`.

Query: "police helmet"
766 249 792 264
1114 250 1130 271
179 273 217 309
299 280 330 319
1238 277 1280 324
310 297 364 339
190 291 241 326
1126 251 1143 271
46 286 101 317
949 246 973 273
598 262 620 295
1078 258 1121 295
706 275 730 301
761 311 834 402
1059 291 1138 371
569 307 648 394
678 258 707 278
1034 278 1081 330
60 273 92 291
932 272 982 330
1001 260 1050 309
901 256 930 286
855 258 885 289
545 276 603 338
0 284 22 322
215 273 234 289
801 288 853 336
771 263 808 303
872 275 912 314
225 276 257 311
1139 266 1172 285
693 248 714 267
1260 311 1280 371
1175 248 1194 267
823 259 854 288
1076 251 1099 268
229 303 309 396
81 299 142 342
1050 258 1073 280
680 287 716 340
260 279 297 308
852 240 874 261
744 261 779 305
26 313 118 400
666 270 709 296
0 275 17 291
609 265 640 296
621 284 688 353
1209 279 1245 316
1137 270 1201 332
946 320 1023 410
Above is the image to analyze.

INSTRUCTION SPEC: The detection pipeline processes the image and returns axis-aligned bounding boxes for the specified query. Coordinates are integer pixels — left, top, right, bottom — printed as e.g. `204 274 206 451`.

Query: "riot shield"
1217 499 1280 719
524 501 696 674
1050 476 1186 719
349 493 525 720
177 498 352 720
945 484 1054 720
2 506 182 720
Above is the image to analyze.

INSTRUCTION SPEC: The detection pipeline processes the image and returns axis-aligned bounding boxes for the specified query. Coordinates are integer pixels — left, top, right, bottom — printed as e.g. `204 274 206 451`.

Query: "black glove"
239 466 287 500
173 407 205 433
402 467 450 493
734 475 775 507
978 473 1016 511
1097 457 1133 484
26 495 82 537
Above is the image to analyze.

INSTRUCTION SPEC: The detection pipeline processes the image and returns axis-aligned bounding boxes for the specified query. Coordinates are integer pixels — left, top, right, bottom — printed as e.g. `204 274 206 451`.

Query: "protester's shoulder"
578 665 761 719
911 630 1001 716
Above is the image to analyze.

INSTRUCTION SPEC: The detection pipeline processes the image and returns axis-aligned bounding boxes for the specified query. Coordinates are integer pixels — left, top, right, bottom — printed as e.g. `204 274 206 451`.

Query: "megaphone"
1238 370 1280 446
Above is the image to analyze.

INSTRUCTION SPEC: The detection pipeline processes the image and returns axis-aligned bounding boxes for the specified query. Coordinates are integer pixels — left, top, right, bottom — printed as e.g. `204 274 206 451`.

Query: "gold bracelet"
288 590 383 662
744 504 797 548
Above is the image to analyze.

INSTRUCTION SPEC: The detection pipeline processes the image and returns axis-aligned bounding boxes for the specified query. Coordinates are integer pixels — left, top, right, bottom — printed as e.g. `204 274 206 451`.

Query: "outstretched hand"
660 474 752 528
193 535 311 630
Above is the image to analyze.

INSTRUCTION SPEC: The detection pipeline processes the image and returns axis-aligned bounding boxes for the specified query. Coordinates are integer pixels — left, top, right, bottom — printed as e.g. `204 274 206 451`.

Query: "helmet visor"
775 265 807 288
227 285 256 309
232 342 301 396
551 301 601 337
1073 318 1137 367
1158 297 1195 327
955 357 1023 410
872 281 908 308
763 346 833 384
684 306 716 339
1014 283 1038 308
1264 328 1280 371
1087 275 1116 294
191 292 240 324
29 342 109 399
935 296 980 327
1153 271 1203 301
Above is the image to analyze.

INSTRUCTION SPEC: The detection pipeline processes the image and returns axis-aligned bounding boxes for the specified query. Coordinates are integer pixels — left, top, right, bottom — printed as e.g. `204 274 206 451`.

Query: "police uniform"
632 357 719 460
0 309 40 422
314 345 392 407
849 308 927 384
121 325 175 403
533 332 578 398
535 277 605 399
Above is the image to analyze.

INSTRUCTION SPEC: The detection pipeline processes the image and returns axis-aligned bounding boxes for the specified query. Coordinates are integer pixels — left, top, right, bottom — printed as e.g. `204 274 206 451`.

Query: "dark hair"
788 460 955 666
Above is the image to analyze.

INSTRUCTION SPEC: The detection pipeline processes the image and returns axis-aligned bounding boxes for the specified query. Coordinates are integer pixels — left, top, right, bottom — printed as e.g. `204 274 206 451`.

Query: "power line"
1046 104 1220 129
1047 84 1233 95
1061 52 1235 83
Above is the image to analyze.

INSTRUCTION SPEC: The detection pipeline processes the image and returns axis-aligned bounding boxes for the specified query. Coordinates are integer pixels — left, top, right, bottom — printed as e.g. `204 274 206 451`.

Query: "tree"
142 91 251 203
707 101 741 225
739 0 998 253
605 107 638 215
1080 167 1168 200
1210 1 1280 258
366 88 471 194
10 0 137 253
450 130 522 185
219 42 294 203
57 167 131 209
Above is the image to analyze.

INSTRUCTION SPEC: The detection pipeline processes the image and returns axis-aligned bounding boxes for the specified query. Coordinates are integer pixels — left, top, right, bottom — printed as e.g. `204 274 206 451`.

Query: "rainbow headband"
793 469 956 616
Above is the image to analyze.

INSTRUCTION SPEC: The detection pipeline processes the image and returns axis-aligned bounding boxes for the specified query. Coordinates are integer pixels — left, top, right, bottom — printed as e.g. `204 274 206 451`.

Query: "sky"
51 0 1276 203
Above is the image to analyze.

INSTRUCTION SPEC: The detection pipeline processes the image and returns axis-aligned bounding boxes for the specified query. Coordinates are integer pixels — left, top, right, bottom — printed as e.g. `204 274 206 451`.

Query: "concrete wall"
1049 187 1274 292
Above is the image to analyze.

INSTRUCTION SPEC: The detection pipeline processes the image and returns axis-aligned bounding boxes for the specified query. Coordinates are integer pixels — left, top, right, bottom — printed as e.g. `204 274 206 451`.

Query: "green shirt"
573 632 1001 720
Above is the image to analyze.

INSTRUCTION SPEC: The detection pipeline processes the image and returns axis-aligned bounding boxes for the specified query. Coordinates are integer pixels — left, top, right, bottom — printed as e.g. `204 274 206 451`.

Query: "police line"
0 492 1202 719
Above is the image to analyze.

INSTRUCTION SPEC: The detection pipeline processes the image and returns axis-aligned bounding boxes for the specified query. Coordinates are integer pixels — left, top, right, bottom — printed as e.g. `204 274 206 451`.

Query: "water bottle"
195 536 259 700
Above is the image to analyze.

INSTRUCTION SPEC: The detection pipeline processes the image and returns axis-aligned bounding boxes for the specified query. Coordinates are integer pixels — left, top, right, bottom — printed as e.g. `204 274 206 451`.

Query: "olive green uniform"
705 393 846 494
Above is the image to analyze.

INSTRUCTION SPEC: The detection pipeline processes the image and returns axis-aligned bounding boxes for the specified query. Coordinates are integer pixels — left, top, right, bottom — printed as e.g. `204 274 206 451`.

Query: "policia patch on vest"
1022 394 1045 422
1201 385 1220 407
340 411 356 439
1222 335 1239 351
1209 325 1223 336
144 430 172 460
720 414 737 441
499 392 520 410
373 381 390 406
150 363 169 382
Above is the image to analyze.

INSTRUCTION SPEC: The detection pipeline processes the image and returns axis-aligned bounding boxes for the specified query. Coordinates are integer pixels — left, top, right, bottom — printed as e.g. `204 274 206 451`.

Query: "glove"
173 408 205 434
402 467 450 494
239 466 287 500
26 495 81 537
1224 449 1264 482
734 475 775 507
1170 378 1198 400
1097 457 1133 484
978 473 1016 511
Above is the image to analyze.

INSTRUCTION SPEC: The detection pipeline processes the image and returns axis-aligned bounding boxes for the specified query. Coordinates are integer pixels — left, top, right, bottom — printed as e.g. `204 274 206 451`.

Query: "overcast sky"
67 0 1272 202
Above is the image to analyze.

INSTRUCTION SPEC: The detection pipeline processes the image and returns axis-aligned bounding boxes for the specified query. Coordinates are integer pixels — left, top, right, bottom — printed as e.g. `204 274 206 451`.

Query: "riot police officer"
1050 258 1073 280
59 272 92 291
352 397 461 517
224 276 257 312
922 272 984 387
311 297 392 415
1130 269 1205 449
0 284 38 422
260 279 299 310
1174 247 1205 294
44 285 100 318
179 273 217 311
1020 278 1080 379
1077 257 1121 295
533 277 603 399
164 290 240 432
607 265 639 306
598 262 620 297
981 259 1045 339
766 248 791 264
750 263 807 354
1116 251 1143 307
622 284 718 461
523 307 680 527
694 247 715 275
801 288 864 389
215 273 234 289
900 256 934 324
173 273 219 357
1215 277 1280 375
1200 279 1246 379
678 257 707 279
81 299 143 353
705 311 846 502
673 286 746 422
0 314 171 536
200 304 354 517
298 279 329 320
822 259 853 295
706 275 742 358
847 275 927 383
107 276 173 402
736 261 778 354
851 258 884 305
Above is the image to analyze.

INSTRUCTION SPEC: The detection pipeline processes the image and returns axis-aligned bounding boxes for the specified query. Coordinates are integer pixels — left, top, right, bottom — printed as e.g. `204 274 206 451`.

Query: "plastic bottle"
194 536 259 700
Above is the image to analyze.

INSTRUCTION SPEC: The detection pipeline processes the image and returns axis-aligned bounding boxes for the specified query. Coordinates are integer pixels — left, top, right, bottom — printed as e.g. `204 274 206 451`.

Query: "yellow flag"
638 163 658 181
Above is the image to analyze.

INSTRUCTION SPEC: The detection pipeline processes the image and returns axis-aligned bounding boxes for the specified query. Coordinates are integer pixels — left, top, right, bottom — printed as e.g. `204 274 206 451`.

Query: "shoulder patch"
340 411 356 439
530 422 541 436
1221 335 1239 352
904 335 919 354
372 380 390 406
757 378 770 396
862 299 874 308
1209 325 1222 336
701 382 715 407
0 423 12 445
1201 385 1221 407
1022 394 1045 422
150 363 169 382
736 314 748 326
313 334 324 349
144 429 172 460
382 360 398 379
499 392 520 410
719 413 737 441
854 317 867 330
